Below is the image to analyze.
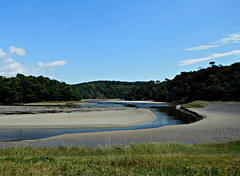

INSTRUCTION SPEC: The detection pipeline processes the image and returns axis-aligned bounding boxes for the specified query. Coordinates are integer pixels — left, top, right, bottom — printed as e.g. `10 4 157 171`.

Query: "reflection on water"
0 100 195 142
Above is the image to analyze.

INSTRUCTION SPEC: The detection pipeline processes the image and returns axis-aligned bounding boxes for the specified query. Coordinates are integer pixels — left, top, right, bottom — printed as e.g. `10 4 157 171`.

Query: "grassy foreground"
0 141 239 175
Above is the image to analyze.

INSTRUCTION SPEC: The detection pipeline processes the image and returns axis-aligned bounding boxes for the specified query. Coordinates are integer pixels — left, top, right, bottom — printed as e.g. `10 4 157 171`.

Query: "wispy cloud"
213 33 240 44
184 44 219 51
37 60 67 67
9 46 26 56
185 32 240 51
0 49 7 58
179 49 240 66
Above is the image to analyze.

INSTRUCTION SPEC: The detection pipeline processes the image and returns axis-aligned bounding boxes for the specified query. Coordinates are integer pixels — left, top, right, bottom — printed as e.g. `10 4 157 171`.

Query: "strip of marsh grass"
182 101 208 108
0 141 239 175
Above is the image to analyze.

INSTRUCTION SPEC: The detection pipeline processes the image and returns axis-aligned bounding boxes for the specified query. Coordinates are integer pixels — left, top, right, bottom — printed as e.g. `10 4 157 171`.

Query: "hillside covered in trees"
74 81 145 99
1 62 239 104
76 62 240 102
0 74 82 104
126 62 240 102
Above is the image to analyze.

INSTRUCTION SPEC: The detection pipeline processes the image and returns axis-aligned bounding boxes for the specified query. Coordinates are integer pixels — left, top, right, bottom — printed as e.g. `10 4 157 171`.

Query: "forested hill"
74 81 146 99
125 62 240 102
0 74 82 104
75 62 240 102
1 62 240 104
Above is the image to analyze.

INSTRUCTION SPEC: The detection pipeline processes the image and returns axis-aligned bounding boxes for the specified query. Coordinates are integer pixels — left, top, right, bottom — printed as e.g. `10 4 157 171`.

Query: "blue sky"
0 0 240 84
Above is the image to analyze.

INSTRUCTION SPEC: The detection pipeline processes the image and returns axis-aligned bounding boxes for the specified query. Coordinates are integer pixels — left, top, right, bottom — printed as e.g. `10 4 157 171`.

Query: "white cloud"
0 49 7 58
0 45 67 78
185 32 240 51
9 46 26 56
179 49 240 66
213 33 240 44
184 44 219 51
38 60 67 67
0 58 42 76
0 46 37 76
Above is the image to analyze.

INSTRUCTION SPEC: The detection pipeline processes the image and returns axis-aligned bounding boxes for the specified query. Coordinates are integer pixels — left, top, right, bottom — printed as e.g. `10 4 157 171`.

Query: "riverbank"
0 108 157 129
0 101 239 148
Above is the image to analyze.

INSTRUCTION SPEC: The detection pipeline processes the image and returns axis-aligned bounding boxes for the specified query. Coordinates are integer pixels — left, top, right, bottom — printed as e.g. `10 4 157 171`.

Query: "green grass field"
0 141 239 175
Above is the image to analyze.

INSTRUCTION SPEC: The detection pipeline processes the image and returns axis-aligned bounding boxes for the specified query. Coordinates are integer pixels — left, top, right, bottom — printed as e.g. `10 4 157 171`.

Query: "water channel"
0 101 195 142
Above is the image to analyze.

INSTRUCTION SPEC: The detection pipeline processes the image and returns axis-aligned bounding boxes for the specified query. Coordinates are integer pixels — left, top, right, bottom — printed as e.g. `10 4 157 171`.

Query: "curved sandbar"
0 102 239 148
0 108 157 129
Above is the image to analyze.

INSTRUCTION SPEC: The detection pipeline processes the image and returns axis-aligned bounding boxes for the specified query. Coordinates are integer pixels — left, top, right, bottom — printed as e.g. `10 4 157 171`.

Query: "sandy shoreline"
0 108 157 129
0 102 239 148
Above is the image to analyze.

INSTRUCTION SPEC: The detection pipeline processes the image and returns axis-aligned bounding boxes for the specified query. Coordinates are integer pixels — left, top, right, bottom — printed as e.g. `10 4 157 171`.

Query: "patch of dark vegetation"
75 62 240 103
75 81 145 99
0 74 82 104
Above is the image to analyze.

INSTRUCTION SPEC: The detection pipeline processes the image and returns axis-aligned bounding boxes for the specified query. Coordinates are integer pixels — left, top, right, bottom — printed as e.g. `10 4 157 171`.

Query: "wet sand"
0 108 157 129
0 102 239 148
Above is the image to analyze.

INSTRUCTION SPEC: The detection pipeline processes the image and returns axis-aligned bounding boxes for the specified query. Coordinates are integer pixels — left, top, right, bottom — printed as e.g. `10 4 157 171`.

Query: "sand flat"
0 108 157 129
0 102 240 148
40 102 239 145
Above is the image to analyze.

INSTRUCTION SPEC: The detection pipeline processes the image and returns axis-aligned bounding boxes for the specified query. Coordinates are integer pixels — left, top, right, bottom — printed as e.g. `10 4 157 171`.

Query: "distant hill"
74 81 146 99
1 62 240 104
0 74 82 104
75 62 240 102
124 62 240 102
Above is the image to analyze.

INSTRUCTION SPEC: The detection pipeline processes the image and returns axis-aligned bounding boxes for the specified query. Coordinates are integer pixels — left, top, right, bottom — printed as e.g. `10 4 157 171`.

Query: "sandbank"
0 108 157 129
0 102 239 148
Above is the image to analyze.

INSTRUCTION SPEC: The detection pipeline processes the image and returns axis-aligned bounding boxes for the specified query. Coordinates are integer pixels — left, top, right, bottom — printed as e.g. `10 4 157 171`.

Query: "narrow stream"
0 101 195 142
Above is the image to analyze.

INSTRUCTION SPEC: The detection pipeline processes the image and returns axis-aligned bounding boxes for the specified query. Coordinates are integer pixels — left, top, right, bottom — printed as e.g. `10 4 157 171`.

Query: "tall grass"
0 141 239 175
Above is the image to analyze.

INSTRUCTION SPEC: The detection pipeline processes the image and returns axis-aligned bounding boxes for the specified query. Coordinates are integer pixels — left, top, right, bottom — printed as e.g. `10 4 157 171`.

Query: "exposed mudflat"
0 107 156 129
0 102 239 148
0 105 128 115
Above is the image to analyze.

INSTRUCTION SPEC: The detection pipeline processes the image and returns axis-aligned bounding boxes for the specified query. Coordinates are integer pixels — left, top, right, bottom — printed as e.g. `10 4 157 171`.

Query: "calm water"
0 101 195 142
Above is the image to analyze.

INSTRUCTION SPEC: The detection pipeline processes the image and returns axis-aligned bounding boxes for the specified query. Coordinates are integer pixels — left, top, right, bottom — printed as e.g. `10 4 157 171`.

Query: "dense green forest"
0 74 82 104
125 62 240 102
76 62 240 102
1 62 240 104
74 81 145 99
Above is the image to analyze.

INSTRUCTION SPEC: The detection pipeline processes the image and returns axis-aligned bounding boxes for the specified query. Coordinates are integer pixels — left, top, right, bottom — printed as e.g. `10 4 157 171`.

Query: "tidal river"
0 100 195 141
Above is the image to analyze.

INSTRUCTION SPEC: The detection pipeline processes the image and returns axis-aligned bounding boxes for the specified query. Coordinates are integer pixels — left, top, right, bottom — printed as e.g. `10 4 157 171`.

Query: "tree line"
1 62 239 104
0 74 82 104
76 62 240 102
125 62 240 102
74 81 145 99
